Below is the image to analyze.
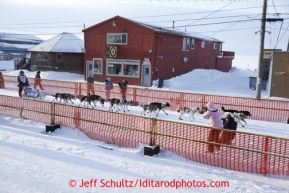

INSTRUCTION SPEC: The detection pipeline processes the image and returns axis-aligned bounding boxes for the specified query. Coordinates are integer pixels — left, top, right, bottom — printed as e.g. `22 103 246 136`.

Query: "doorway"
142 65 150 86
86 61 93 76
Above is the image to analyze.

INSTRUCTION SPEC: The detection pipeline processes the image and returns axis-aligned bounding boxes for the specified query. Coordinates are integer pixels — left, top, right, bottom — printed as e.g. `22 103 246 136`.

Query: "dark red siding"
83 16 234 86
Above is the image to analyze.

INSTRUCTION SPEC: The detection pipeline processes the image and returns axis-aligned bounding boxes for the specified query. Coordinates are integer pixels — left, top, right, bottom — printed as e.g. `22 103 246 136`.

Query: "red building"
82 16 234 86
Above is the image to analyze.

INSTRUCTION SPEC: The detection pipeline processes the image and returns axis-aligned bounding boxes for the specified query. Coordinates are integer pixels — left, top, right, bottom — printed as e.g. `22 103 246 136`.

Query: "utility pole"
287 35 289 51
256 0 267 99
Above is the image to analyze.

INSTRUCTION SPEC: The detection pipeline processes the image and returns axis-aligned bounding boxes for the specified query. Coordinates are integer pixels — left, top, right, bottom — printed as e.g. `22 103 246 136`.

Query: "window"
201 41 206 48
33 52 48 61
107 33 127 44
186 38 190 51
191 39 195 49
56 53 63 62
219 43 222 51
93 58 102 74
214 43 218 49
182 37 186 51
182 37 191 51
107 60 139 77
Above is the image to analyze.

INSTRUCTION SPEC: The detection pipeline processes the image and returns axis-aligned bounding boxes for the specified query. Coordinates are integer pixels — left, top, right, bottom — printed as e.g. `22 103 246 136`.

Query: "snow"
29 32 84 53
0 32 42 43
0 42 36 49
131 18 222 42
0 60 289 193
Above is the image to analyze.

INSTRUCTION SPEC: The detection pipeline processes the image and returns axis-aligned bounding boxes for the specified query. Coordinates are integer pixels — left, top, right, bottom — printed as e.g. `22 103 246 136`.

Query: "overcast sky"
1 0 288 68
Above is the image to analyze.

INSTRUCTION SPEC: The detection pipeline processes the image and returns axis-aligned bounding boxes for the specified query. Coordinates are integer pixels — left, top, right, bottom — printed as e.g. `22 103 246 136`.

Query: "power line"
209 14 260 36
132 4 289 19
1 5 288 27
275 22 289 48
177 0 237 30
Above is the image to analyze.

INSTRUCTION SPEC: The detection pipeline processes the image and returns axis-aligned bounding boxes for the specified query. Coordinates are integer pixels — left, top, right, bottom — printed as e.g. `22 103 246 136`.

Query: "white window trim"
182 37 186 51
214 43 218 49
186 38 190 51
201 41 206 48
93 58 103 74
106 59 140 78
191 39 195 49
107 33 127 45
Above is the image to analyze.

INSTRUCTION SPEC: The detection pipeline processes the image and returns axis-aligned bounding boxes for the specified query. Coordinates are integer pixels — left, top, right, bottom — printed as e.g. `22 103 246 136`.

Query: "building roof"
0 32 42 44
83 15 223 43
29 32 84 53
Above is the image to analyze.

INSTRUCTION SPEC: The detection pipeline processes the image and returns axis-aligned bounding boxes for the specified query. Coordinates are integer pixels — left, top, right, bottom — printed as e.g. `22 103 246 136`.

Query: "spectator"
87 74 94 95
34 71 44 90
17 71 29 97
118 79 128 99
219 114 237 145
202 102 223 153
0 72 4 88
105 77 113 100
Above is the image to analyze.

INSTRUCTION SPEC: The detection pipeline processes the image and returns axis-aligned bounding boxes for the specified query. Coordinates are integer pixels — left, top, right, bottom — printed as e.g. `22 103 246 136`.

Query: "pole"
256 0 267 99
287 36 289 51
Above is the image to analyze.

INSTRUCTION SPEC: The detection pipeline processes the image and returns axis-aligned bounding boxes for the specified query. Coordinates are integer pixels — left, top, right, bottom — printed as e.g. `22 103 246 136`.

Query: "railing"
2 75 289 123
0 94 288 176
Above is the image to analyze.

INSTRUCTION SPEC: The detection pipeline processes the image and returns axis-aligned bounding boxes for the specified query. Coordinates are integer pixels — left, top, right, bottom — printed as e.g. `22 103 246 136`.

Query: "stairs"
16 58 31 70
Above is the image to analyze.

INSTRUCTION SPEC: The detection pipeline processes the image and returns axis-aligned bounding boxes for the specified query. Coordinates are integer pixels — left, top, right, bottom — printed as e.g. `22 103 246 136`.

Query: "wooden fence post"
74 83 79 97
202 94 205 107
150 118 157 146
74 107 80 128
51 102 55 124
20 107 23 117
132 88 137 104
260 137 269 175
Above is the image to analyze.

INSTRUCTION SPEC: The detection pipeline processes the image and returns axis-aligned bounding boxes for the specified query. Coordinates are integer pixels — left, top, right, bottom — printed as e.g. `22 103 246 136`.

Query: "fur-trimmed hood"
207 102 217 111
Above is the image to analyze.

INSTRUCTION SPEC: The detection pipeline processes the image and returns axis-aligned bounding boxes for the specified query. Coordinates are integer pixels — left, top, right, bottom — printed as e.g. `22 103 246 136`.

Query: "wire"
274 22 287 49
176 0 237 30
209 14 260 36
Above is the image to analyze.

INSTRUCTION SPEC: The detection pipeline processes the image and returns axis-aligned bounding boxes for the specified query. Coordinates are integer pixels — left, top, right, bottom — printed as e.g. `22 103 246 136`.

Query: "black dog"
108 98 132 112
148 102 170 117
108 98 122 112
222 106 252 117
79 95 93 107
90 95 105 107
52 93 67 103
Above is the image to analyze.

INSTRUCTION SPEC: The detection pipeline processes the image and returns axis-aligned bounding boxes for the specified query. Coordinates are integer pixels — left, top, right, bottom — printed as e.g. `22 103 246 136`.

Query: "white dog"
177 107 200 121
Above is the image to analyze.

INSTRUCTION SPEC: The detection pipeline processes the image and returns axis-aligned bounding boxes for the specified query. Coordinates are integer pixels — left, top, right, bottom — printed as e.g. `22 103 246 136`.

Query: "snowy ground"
0 60 289 193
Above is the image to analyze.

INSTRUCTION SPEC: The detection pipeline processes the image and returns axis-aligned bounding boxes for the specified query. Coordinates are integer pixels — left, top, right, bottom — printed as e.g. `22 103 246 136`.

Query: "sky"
0 0 288 69
1 60 289 193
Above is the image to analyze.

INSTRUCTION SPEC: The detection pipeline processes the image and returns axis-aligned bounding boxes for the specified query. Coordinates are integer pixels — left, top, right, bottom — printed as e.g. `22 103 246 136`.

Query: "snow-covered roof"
29 32 84 53
85 16 222 42
0 42 35 49
130 19 222 42
0 32 42 43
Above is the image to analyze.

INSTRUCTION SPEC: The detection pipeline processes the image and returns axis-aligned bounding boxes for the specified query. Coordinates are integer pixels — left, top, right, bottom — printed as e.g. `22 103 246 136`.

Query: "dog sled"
22 86 47 99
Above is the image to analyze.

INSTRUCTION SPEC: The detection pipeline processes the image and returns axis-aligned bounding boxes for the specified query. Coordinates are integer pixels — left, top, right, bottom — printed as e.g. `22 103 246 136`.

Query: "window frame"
106 59 140 78
36 52 48 61
201 41 206 48
182 37 186 51
107 33 127 45
214 43 218 49
56 53 63 62
191 39 195 49
186 38 190 51
92 58 103 74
